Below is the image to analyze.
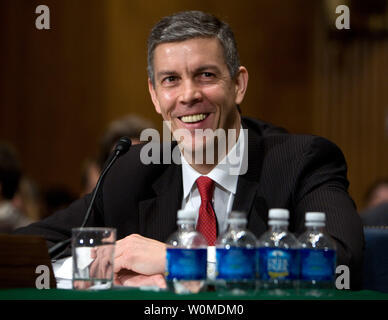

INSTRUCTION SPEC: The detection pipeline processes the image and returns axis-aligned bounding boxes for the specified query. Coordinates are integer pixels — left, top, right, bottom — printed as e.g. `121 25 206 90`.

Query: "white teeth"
180 113 207 123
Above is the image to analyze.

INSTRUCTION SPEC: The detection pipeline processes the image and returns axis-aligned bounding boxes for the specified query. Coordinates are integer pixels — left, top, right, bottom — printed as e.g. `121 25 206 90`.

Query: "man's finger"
120 273 166 288
113 253 131 273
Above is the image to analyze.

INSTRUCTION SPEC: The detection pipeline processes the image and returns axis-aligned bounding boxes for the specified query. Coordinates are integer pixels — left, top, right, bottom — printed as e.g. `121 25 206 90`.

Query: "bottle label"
165 248 207 280
258 248 299 280
300 248 336 281
216 247 256 280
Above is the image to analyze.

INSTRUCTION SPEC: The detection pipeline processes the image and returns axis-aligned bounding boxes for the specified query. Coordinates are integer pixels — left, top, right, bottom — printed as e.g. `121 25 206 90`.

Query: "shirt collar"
181 124 245 199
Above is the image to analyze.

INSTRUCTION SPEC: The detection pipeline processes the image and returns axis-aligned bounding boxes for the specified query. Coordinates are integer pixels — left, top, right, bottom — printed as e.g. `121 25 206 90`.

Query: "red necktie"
196 176 217 246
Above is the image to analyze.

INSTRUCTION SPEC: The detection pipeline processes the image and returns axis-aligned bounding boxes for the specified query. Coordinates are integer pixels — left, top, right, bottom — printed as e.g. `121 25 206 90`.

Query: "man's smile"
179 113 209 123
149 36 247 170
176 112 214 130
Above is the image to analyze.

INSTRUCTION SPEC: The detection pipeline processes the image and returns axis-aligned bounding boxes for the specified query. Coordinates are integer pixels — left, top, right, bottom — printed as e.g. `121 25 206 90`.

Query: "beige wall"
313 32 388 210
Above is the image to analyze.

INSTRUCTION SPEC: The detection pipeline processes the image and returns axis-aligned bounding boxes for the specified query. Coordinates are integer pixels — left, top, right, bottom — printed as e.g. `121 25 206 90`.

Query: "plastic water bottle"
298 212 337 294
215 211 257 294
257 208 300 293
165 209 208 294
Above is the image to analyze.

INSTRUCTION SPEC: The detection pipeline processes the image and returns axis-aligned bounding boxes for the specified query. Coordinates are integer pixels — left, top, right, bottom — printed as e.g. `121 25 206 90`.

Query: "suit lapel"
233 121 268 237
138 163 182 241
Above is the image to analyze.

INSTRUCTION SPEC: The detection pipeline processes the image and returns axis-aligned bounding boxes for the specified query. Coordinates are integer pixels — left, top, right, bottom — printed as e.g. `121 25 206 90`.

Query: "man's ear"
234 66 249 105
148 78 161 114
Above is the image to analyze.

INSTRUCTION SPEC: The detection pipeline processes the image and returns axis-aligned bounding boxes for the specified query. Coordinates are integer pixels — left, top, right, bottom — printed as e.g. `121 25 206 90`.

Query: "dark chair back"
0 234 56 288
363 227 388 293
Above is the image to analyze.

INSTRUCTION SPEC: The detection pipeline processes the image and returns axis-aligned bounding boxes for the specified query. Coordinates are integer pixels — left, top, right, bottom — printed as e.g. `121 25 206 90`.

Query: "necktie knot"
196 176 214 203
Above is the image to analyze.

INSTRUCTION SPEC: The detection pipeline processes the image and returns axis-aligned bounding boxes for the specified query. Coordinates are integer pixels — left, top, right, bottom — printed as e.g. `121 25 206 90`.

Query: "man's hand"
114 269 166 288
113 234 167 287
89 245 114 280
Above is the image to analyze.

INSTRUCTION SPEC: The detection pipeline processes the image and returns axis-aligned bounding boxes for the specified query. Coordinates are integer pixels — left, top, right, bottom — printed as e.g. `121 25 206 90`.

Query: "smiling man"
15 11 364 289
148 36 247 173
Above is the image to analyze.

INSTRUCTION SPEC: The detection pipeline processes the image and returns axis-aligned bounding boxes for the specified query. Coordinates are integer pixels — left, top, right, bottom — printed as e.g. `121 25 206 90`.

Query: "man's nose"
178 79 202 105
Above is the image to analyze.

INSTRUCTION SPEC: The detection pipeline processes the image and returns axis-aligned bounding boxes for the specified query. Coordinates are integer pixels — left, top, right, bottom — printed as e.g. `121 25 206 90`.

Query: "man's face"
148 37 248 159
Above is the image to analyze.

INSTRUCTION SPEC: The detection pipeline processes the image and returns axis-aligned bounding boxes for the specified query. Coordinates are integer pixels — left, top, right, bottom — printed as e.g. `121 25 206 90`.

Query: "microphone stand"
48 137 131 260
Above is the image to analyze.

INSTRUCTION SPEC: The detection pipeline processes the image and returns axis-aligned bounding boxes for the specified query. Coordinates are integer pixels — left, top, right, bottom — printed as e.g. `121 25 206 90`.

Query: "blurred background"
0 0 388 223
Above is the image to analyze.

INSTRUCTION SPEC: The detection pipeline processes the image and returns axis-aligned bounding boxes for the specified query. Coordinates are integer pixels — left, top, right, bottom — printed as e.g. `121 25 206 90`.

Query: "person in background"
12 176 43 222
42 185 77 219
0 142 32 232
361 179 388 226
80 114 155 196
98 114 155 168
80 159 101 197
364 179 388 210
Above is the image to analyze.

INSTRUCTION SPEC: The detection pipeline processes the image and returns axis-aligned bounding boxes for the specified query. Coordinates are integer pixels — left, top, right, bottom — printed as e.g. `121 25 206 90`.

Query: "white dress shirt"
180 125 246 236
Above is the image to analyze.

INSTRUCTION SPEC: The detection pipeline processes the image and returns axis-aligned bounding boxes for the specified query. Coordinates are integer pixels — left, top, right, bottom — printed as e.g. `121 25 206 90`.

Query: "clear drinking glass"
72 227 116 290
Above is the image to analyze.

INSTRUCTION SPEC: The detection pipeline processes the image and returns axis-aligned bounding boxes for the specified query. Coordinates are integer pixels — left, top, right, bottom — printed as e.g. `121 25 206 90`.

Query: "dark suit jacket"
15 117 364 289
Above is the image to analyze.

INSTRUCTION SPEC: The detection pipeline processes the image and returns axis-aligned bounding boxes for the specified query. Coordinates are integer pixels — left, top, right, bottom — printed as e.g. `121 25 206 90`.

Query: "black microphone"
49 136 132 260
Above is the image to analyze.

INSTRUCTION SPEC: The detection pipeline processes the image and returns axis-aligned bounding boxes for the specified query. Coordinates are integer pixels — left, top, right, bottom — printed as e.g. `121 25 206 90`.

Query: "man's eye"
163 76 177 83
202 72 214 78
198 72 216 81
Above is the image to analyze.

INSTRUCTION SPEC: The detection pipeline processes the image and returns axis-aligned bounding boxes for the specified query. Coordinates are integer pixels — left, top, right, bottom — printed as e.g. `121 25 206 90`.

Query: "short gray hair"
147 11 240 86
